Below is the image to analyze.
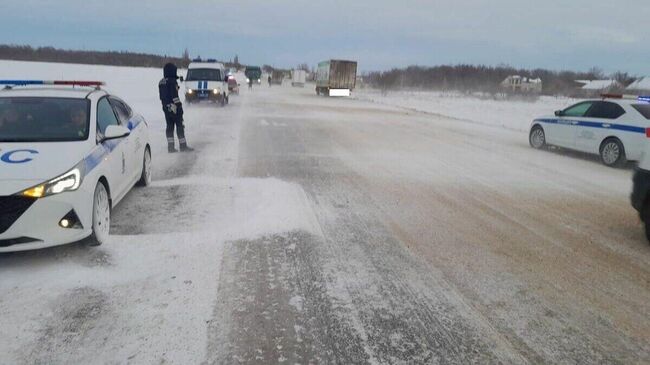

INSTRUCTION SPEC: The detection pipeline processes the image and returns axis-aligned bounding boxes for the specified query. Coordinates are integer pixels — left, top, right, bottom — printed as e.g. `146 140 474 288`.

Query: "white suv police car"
0 80 151 252
529 96 650 167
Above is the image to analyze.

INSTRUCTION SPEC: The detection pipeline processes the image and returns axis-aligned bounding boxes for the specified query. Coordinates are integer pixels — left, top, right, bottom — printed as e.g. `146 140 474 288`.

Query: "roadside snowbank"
355 89 579 132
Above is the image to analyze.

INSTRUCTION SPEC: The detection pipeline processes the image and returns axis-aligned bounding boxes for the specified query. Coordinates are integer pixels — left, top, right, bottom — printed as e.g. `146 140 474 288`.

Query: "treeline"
0 44 198 69
365 65 635 96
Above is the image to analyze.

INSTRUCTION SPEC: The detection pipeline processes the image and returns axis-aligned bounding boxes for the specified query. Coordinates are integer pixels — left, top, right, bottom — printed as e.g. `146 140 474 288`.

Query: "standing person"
268 75 272 87
159 62 193 152
248 77 253 91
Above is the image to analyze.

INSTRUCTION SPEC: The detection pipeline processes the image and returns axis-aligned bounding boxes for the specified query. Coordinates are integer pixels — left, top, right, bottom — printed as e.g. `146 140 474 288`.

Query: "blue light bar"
639 96 650 102
0 80 104 87
0 80 45 86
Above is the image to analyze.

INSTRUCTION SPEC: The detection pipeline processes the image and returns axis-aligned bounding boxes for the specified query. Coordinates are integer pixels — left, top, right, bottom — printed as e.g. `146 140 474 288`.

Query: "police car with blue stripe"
0 80 151 252
183 59 229 106
529 95 650 167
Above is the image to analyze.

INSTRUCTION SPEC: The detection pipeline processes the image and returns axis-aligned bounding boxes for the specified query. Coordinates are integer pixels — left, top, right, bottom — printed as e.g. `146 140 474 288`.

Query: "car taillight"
646 128 650 138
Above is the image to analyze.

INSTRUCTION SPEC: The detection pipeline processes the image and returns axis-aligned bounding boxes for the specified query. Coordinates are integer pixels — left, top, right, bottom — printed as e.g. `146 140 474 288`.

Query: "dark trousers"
165 113 186 146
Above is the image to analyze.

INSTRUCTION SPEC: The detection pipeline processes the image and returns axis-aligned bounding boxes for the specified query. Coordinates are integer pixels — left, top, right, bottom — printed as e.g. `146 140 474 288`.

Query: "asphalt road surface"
2 84 649 364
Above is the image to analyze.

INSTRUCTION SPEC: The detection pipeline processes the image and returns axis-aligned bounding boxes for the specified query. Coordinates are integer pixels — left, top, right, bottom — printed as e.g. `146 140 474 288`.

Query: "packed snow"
0 60 321 364
0 60 648 364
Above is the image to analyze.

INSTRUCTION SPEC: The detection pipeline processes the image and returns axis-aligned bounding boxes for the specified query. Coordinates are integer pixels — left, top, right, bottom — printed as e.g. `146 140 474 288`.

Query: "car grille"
0 237 40 248
0 196 36 234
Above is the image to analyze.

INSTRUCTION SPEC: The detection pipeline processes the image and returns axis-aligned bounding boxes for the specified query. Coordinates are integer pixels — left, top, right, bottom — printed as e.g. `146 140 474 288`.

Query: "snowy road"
1 66 649 364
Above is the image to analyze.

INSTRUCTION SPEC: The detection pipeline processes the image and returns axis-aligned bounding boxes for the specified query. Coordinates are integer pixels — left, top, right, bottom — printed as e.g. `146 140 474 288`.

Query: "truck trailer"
291 69 307 87
270 70 284 85
316 60 357 96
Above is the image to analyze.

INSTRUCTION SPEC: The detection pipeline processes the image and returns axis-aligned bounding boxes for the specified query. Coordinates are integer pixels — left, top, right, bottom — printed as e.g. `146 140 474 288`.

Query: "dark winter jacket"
159 63 183 117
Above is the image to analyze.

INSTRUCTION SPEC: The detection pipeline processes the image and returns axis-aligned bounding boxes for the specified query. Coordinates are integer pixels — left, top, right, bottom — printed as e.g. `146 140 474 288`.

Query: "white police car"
529 95 650 167
183 59 229 106
0 80 151 252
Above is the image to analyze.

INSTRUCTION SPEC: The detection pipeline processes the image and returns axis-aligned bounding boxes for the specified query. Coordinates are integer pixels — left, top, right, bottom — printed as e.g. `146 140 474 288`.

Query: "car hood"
0 142 90 195
534 115 557 121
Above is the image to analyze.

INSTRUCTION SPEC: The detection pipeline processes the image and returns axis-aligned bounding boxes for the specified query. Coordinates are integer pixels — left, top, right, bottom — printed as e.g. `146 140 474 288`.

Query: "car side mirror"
101 125 130 143
179 76 184 82
554 110 564 117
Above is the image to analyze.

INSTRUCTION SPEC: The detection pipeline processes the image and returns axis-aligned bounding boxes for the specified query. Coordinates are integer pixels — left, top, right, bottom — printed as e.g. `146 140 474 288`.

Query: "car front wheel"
137 147 152 187
529 125 546 149
87 182 110 246
600 138 626 167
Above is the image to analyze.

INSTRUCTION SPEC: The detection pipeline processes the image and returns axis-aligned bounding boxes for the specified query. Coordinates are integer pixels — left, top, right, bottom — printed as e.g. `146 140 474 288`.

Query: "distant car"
183 59 229 106
227 77 239 95
529 96 650 167
0 80 152 252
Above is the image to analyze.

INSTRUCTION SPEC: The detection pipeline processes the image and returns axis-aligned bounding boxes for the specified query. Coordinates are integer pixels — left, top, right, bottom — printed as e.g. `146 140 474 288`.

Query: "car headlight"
187 89 194 95
213 88 219 94
19 162 85 198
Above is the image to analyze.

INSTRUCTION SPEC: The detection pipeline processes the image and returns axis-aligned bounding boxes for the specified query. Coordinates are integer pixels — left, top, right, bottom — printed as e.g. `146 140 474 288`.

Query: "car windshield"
186 68 222 81
0 97 90 142
245 67 262 78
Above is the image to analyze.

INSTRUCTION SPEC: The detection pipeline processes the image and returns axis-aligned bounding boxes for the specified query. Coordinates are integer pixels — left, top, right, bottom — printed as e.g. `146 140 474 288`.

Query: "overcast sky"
3 0 649 75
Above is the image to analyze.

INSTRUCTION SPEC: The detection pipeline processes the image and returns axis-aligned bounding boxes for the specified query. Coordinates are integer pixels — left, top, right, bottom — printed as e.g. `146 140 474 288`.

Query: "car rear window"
586 101 625 119
0 97 90 142
632 104 650 120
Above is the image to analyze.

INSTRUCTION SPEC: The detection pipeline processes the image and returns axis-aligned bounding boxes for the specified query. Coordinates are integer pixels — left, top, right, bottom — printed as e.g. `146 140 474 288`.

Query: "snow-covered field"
0 61 648 364
355 89 578 132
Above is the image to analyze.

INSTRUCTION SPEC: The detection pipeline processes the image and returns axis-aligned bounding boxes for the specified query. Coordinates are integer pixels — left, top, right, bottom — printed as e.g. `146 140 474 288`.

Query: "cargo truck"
316 60 357 96
271 70 284 85
244 66 262 84
291 69 306 87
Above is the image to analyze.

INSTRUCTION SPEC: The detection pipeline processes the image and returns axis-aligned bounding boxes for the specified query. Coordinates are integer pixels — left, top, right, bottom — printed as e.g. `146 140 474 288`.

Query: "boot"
168 143 178 153
180 143 194 152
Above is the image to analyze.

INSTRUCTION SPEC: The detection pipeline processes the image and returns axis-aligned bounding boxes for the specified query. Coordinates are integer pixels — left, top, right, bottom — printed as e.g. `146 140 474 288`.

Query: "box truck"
291 69 307 87
316 60 357 96
270 70 284 85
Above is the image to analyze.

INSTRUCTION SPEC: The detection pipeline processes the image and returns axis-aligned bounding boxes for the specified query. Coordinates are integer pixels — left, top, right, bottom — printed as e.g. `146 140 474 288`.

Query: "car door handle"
602 124 611 128
571 121 579 125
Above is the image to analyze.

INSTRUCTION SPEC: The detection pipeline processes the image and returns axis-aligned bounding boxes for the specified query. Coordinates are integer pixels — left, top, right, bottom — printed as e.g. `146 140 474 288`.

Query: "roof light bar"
639 96 650 102
600 93 644 100
0 80 104 87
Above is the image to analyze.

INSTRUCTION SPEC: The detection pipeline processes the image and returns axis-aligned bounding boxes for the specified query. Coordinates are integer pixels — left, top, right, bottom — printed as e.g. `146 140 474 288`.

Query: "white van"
183 59 229 106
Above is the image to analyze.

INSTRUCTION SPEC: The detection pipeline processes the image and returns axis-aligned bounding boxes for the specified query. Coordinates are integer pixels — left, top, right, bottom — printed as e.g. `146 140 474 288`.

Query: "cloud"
1 0 649 74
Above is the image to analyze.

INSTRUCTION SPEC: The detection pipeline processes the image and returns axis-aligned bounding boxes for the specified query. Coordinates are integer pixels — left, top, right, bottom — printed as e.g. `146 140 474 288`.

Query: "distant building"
625 77 650 95
500 75 542 93
575 79 622 96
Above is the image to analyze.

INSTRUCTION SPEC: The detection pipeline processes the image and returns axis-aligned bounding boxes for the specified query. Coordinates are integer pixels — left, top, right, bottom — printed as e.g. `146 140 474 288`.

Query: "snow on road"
0 61 321 364
1 61 649 364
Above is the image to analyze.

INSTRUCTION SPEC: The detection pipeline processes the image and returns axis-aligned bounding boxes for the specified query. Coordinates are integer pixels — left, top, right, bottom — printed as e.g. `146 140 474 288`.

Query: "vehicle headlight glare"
187 89 194 95
49 168 81 194
213 89 219 94
20 163 84 199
